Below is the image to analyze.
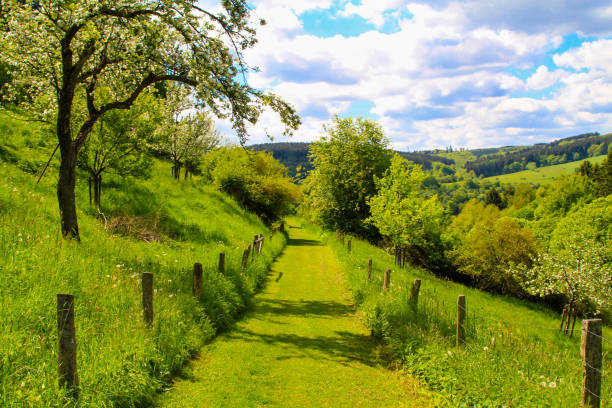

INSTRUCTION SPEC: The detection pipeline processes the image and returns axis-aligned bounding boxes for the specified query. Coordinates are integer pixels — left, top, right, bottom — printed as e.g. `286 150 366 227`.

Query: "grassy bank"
317 229 611 407
0 112 287 407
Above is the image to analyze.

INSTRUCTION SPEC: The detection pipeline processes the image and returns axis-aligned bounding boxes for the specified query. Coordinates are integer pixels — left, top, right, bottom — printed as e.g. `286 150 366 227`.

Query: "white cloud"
217 1 612 149
526 66 570 90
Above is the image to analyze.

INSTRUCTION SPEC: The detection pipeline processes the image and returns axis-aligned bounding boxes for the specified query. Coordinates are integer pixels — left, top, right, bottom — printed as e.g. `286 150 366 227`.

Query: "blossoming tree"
0 0 300 239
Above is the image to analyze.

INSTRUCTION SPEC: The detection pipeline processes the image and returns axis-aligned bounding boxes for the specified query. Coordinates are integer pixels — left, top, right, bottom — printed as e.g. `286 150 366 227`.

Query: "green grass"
483 155 608 185
0 111 287 407
320 230 611 407
160 219 440 407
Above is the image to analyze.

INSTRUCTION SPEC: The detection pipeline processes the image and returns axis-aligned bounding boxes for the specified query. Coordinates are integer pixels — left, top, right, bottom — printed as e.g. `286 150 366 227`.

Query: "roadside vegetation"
0 110 290 406
322 229 611 407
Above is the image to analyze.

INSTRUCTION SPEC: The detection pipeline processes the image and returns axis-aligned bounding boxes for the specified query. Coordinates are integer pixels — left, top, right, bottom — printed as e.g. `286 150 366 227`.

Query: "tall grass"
0 112 287 407
317 228 611 407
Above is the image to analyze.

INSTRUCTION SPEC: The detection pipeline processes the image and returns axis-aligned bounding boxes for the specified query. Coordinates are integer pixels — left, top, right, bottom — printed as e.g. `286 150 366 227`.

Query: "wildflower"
447 350 452 356
483 346 489 352
20 382 25 387
41 384 45 389
168 279 172 283
548 382 556 388
539 375 545 379
539 382 546 387
168 294 174 298
106 275 110 278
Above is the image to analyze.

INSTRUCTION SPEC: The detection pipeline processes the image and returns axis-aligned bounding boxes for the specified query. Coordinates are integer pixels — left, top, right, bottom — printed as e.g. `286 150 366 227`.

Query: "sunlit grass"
318 228 611 407
0 112 286 407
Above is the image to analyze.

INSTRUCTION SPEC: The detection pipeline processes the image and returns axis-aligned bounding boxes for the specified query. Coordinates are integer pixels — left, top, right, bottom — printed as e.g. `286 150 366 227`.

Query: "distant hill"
249 142 455 178
251 131 611 180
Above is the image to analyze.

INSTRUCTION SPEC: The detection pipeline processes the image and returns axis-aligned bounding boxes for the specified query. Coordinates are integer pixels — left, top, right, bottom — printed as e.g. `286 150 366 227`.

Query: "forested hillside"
252 131 611 180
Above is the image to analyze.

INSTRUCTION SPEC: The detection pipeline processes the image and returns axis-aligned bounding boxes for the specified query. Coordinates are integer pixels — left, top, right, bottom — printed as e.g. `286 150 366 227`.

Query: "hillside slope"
0 112 286 407
324 227 611 407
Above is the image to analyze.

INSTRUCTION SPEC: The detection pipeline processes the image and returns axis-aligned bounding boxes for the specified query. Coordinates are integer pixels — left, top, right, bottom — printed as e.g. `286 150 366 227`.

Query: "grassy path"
159 222 435 408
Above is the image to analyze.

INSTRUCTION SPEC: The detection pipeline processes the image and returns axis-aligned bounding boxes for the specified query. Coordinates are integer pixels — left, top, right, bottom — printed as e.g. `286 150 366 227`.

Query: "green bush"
201 147 299 223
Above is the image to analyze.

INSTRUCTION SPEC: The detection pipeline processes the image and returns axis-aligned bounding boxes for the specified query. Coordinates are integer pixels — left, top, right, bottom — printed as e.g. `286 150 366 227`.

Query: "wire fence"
334 232 611 407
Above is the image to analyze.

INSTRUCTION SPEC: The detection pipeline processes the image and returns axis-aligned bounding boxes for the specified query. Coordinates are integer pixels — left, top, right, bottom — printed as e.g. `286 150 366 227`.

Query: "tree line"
465 132 611 177
301 117 612 323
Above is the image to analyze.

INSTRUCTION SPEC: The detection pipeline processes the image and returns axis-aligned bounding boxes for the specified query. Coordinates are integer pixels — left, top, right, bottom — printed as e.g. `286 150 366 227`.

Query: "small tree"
158 86 222 180
367 154 446 268
1 0 299 239
77 91 163 207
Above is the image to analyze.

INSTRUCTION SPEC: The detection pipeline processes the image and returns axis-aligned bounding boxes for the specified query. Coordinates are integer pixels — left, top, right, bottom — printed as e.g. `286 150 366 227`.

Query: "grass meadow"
0 112 287 407
483 154 608 185
317 228 611 407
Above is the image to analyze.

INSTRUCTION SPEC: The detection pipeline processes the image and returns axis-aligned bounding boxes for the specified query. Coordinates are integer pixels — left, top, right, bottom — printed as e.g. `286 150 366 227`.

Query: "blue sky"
207 0 612 150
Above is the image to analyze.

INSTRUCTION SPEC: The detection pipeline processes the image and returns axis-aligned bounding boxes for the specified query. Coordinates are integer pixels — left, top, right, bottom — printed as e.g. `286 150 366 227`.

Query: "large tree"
301 116 391 237
0 0 299 239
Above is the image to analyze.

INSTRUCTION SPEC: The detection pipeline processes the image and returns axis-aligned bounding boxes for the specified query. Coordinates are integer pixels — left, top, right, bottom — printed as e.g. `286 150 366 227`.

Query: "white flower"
539 382 546 387
483 346 489 352
548 382 556 388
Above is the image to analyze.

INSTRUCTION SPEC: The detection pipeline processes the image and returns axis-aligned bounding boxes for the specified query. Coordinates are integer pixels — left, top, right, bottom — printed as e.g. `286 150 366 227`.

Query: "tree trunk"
93 175 102 208
184 166 188 180
57 148 79 239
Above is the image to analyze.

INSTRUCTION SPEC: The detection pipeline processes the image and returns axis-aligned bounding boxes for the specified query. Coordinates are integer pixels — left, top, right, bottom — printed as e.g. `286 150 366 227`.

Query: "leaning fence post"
457 295 466 347
193 263 203 298
219 252 226 274
367 259 372 282
383 268 391 291
258 236 264 255
252 235 258 258
581 319 602 408
242 247 250 269
410 279 421 307
142 272 154 325
57 294 79 397
347 238 352 252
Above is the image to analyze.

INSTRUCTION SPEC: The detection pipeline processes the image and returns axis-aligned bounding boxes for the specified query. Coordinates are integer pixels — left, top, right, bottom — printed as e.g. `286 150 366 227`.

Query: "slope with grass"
160 220 440 408
483 154 608 184
325 230 611 407
0 111 286 407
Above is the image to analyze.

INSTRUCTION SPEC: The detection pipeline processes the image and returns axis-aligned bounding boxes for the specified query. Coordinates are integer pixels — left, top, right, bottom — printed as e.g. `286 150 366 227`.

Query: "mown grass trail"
159 221 436 408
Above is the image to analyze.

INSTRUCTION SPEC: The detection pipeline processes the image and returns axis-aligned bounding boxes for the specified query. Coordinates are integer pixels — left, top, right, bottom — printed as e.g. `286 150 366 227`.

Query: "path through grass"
159 221 437 407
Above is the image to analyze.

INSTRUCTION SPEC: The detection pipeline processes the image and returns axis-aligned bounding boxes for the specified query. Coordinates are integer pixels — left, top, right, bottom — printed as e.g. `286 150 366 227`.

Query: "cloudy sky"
206 0 612 151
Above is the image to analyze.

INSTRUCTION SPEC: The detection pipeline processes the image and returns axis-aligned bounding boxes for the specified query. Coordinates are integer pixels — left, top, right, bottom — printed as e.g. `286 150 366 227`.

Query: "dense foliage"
367 154 447 271
201 147 299 223
301 116 391 237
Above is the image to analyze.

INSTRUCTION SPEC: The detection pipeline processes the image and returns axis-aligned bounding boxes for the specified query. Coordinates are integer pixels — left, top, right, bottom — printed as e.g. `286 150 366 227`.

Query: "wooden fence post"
367 259 372 282
252 235 258 258
581 319 602 408
560 304 569 332
219 252 226 274
193 263 203 298
347 238 352 252
457 295 466 347
57 294 79 397
410 279 421 307
142 272 153 325
383 268 391 291
258 236 264 255
242 247 250 269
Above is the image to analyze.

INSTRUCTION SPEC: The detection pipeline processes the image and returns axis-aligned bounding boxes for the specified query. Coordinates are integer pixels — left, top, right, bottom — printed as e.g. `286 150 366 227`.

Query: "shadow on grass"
287 238 322 247
226 327 388 367
253 298 353 318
